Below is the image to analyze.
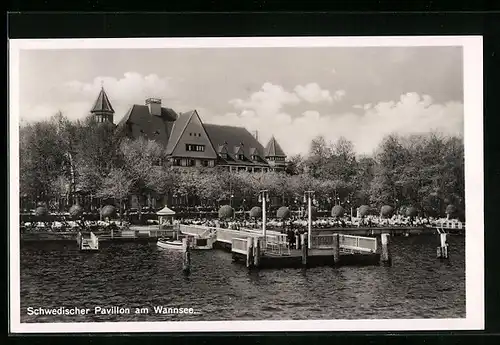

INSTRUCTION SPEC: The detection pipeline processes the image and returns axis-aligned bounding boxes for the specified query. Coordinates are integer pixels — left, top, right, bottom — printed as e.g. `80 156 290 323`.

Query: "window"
220 153 228 159
173 158 181 166
185 144 205 152
202 160 209 167
198 133 201 137
189 133 192 136
188 159 195 166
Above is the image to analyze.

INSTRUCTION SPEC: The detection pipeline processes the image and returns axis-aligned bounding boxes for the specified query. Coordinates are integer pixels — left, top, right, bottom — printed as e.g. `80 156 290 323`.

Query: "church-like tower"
90 86 115 124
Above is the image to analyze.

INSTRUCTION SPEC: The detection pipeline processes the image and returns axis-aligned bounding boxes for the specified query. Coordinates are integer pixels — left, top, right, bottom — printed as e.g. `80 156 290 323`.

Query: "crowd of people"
177 214 464 231
20 211 464 233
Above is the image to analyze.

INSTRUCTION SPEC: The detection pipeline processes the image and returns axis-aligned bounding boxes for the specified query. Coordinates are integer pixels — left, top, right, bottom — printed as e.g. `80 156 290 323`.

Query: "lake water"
19 235 465 322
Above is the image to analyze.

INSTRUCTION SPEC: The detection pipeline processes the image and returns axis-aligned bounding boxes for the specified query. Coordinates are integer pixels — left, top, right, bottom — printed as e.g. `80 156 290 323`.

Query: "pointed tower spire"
90 85 115 124
264 135 287 171
264 135 286 157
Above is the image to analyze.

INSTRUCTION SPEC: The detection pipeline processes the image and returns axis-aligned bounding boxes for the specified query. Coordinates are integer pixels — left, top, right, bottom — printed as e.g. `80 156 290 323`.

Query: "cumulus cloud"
229 82 300 114
204 92 463 157
20 72 175 123
334 90 346 101
294 83 333 103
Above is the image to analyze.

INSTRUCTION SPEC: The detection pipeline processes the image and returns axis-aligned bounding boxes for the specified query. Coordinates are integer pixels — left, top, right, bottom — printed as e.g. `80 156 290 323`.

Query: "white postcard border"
8 36 484 333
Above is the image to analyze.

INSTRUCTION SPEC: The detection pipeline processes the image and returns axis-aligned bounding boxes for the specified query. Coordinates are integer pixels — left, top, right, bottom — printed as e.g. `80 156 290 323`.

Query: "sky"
18 46 464 156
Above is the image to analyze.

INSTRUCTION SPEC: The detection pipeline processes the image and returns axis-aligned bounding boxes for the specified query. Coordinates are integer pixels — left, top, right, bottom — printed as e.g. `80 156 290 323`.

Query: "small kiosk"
155 206 177 238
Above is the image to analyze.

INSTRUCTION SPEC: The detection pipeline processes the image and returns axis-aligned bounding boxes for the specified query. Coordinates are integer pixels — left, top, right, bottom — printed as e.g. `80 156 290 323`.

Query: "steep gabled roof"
91 88 115 114
203 124 269 166
114 104 177 146
264 135 286 157
165 111 194 155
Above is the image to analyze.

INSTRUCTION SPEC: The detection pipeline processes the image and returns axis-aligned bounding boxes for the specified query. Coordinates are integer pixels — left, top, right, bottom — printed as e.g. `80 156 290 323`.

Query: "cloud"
331 68 337 74
229 82 300 115
204 92 463 157
294 83 333 103
334 90 346 101
21 72 175 123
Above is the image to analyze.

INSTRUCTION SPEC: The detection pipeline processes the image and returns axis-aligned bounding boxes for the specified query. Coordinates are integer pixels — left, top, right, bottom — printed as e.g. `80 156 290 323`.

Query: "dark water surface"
20 235 465 322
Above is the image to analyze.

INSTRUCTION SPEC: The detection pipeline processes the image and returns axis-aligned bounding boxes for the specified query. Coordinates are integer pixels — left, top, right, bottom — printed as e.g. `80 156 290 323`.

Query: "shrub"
249 206 262 219
35 206 48 217
101 205 116 218
331 205 345 218
276 206 290 219
218 205 234 219
445 204 457 217
69 204 83 218
380 205 394 218
406 206 418 217
358 205 370 217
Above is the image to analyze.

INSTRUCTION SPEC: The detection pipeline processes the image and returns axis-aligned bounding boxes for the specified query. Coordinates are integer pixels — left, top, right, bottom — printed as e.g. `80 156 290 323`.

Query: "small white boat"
157 238 183 250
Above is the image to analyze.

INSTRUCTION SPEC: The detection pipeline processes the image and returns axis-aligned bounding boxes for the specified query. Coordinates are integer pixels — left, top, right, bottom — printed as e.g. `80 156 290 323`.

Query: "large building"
93 87 287 172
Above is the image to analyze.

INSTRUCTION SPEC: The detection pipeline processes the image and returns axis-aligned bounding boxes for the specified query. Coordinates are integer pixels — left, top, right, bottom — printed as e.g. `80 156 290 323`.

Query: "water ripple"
20 236 465 322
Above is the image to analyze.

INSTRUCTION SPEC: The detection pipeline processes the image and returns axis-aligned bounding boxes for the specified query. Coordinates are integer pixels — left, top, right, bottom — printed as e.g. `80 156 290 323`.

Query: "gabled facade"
165 110 218 167
89 90 287 172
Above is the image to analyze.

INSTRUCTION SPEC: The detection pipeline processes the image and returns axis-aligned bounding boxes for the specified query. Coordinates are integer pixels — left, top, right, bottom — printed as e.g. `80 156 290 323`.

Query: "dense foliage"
19 113 465 219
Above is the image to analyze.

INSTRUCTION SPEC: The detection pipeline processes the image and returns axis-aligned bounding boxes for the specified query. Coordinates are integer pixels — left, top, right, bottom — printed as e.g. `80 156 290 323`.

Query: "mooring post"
332 233 340 266
437 233 449 259
253 236 261 268
182 237 191 275
381 233 392 266
301 234 308 267
246 237 254 269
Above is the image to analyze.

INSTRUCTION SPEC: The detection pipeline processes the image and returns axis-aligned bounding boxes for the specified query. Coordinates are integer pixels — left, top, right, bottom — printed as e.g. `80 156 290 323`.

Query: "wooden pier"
77 231 99 251
179 224 384 269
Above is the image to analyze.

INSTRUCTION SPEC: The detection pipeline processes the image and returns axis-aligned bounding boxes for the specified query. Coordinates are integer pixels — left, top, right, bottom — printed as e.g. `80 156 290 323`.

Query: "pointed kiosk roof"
264 135 286 157
91 87 115 114
157 206 176 216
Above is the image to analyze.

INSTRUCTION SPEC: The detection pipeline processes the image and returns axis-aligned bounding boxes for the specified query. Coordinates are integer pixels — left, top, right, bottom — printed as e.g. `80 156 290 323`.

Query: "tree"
97 167 134 220
119 137 166 219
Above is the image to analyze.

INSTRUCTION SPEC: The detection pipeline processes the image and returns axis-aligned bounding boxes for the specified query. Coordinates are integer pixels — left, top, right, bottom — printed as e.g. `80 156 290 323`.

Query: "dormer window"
237 154 245 160
220 153 228 159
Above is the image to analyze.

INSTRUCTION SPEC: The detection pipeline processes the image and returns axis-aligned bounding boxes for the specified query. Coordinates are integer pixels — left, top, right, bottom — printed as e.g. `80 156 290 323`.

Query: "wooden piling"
295 234 300 250
301 234 308 267
437 233 449 259
246 237 254 269
332 233 340 266
253 236 261 268
381 233 392 266
182 237 191 275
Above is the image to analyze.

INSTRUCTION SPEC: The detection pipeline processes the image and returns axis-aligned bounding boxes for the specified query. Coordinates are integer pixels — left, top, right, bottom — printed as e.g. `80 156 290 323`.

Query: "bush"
406 206 418 217
69 204 83 218
331 205 345 218
101 205 116 218
35 206 48 217
358 205 370 217
218 205 234 219
380 205 394 218
276 206 290 219
249 206 262 219
445 204 457 217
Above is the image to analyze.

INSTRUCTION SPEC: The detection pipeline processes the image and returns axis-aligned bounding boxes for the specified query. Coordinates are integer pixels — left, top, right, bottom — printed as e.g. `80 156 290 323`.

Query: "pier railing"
90 231 99 250
231 238 249 255
311 234 377 253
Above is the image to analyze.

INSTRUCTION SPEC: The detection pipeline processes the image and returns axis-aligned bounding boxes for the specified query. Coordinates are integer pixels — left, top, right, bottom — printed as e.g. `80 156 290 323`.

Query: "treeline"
19 112 465 218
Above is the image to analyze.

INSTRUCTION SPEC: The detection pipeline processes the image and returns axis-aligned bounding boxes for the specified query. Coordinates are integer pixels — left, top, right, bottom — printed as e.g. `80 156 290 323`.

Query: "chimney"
145 98 162 116
253 130 259 141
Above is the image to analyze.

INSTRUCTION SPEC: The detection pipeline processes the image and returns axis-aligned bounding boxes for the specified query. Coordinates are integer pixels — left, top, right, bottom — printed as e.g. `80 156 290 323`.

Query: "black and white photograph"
9 36 484 333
